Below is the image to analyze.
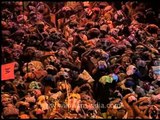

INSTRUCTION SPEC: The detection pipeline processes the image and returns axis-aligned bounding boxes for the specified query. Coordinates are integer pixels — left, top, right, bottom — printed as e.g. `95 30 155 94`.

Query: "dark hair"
122 89 132 96
3 82 15 93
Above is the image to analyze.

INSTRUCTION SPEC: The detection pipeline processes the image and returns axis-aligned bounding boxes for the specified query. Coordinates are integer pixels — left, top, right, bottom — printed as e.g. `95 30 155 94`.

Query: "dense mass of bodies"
1 1 160 119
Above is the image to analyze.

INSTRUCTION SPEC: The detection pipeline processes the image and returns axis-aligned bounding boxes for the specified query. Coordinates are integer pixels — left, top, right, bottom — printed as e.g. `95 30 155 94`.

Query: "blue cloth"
153 70 160 75
111 73 118 82
134 70 142 78
125 80 135 88
102 53 109 61
98 65 106 70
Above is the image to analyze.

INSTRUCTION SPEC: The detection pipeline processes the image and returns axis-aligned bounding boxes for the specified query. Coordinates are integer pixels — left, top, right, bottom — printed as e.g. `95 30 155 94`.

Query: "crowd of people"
1 1 160 119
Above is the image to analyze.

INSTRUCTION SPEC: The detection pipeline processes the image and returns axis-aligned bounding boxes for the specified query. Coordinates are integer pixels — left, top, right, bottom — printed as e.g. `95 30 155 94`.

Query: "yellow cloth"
79 70 94 83
102 112 107 119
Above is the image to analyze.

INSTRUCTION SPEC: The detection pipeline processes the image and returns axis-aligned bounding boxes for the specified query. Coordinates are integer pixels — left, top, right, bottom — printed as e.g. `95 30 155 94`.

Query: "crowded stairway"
1 1 160 119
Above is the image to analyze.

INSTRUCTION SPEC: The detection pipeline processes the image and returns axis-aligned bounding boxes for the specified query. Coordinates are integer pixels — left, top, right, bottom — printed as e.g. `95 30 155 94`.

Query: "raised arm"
122 93 135 111
133 97 149 119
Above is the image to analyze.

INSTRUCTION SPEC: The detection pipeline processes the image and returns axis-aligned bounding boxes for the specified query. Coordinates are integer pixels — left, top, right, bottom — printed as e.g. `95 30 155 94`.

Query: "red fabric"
1 62 15 81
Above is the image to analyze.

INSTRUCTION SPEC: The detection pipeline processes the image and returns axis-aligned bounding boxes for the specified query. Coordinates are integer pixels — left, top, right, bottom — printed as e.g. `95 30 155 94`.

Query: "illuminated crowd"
1 1 160 119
